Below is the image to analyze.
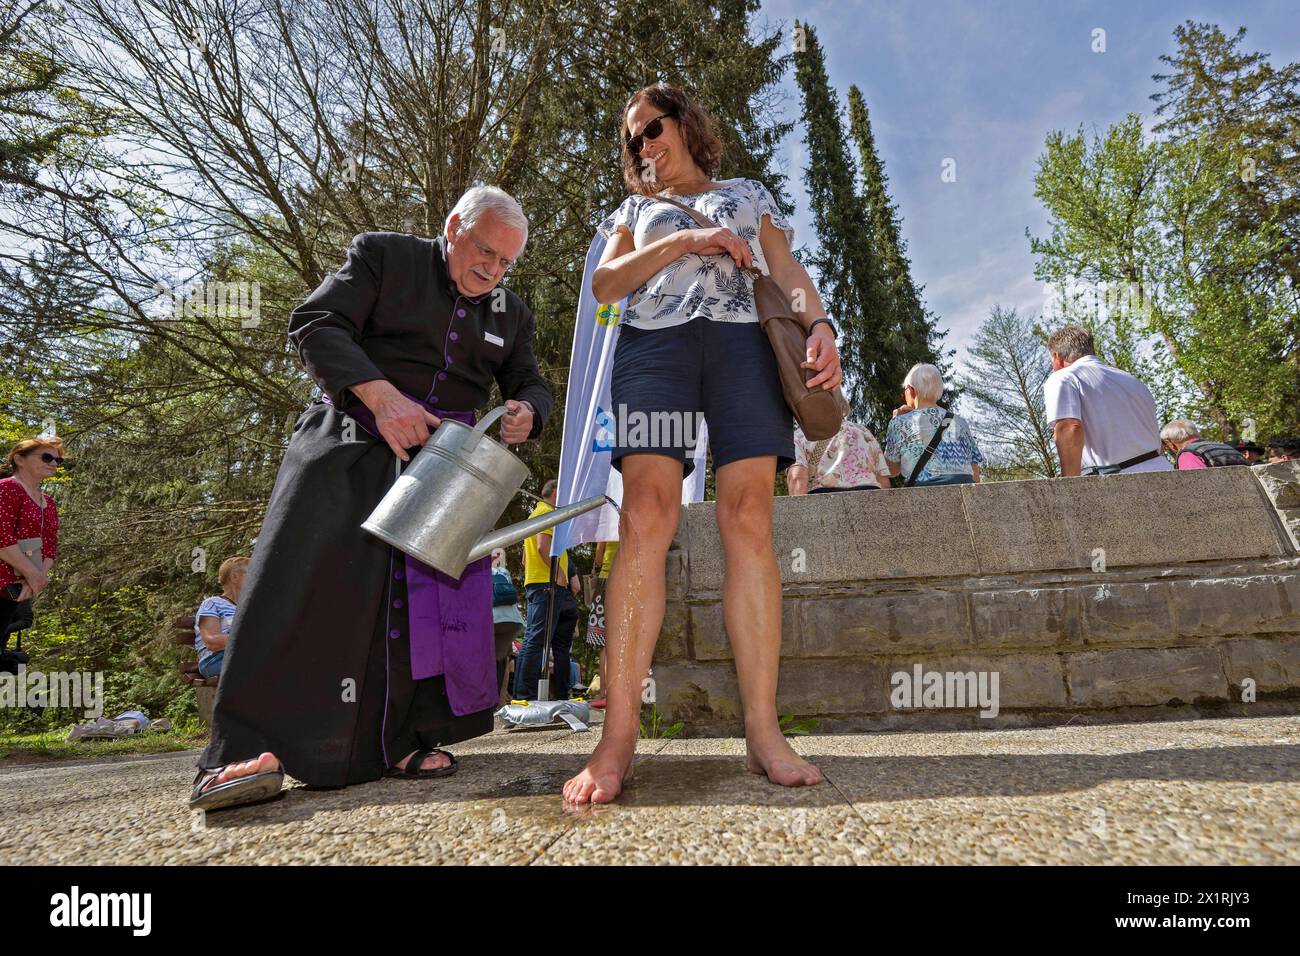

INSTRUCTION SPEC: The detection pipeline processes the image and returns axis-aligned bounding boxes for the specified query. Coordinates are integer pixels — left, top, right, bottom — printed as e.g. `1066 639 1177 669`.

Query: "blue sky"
756 0 1300 372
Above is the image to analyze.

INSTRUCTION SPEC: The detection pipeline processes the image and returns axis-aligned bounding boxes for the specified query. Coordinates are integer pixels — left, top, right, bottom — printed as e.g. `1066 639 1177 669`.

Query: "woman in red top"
0 437 62 641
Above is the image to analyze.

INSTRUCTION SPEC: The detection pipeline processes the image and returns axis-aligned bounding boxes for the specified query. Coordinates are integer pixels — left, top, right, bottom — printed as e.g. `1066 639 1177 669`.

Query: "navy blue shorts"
609 316 795 479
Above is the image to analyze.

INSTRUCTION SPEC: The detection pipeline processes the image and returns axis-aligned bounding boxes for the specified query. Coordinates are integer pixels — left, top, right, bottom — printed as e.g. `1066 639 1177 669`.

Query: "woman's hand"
681 227 753 270
803 324 842 390
21 563 48 599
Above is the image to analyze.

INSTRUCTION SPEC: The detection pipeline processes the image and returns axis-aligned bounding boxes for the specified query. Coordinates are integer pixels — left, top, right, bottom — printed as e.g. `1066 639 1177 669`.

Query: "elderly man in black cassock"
190 186 552 810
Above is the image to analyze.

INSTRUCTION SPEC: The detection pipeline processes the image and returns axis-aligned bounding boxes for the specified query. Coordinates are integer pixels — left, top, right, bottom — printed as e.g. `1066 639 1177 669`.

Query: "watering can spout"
465 494 610 564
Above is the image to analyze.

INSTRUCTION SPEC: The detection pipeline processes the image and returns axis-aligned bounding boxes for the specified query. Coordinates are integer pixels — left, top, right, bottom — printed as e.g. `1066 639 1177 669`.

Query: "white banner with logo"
549 230 708 555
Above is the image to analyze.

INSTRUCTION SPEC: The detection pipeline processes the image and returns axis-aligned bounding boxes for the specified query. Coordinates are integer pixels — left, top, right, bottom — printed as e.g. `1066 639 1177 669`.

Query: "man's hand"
353 379 441 462
803 324 842 391
500 399 534 445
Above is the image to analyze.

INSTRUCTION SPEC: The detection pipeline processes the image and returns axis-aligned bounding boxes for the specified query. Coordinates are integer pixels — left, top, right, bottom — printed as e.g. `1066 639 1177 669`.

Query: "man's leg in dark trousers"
550 589 579 700
513 584 550 699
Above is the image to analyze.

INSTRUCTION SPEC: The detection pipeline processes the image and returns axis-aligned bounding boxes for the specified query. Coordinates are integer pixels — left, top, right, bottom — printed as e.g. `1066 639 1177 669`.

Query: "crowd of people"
4 80 1298 813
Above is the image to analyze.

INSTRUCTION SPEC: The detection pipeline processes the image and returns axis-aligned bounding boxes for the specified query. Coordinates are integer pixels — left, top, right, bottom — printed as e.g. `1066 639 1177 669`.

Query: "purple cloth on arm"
323 393 498 716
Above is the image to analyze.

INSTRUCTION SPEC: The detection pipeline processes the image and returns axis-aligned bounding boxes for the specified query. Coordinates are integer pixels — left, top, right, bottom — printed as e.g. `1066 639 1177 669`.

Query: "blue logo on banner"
590 405 614 453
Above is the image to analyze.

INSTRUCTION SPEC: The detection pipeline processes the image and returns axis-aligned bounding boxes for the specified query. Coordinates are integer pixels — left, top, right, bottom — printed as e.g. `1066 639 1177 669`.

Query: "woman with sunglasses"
563 82 843 804
0 438 63 642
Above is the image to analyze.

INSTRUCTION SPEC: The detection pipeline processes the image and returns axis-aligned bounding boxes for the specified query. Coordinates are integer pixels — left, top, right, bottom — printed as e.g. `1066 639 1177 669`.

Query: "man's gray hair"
1160 419 1200 443
444 185 529 248
903 363 945 403
1047 324 1096 363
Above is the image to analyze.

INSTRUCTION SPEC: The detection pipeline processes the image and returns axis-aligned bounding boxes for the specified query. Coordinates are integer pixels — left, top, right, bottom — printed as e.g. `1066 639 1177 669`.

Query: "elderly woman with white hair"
885 363 984 486
190 184 554 811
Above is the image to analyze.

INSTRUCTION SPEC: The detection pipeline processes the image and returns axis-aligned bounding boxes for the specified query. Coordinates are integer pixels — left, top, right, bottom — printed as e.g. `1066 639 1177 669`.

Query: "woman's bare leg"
714 456 823 787
563 453 681 803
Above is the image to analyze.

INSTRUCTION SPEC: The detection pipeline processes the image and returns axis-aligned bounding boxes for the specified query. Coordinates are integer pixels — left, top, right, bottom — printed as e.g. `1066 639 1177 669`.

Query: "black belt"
1081 449 1162 476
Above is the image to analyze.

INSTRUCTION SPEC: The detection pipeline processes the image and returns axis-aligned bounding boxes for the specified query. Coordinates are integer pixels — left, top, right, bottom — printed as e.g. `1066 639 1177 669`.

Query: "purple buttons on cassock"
450 331 459 341
438 372 447 381
389 629 401 639
457 308 466 317
393 599 404 609
393 568 404 580
429 395 438 404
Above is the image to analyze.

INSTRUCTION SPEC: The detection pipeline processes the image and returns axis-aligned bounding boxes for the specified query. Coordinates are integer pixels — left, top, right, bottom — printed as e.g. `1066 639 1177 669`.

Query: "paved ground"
1 714 1297 864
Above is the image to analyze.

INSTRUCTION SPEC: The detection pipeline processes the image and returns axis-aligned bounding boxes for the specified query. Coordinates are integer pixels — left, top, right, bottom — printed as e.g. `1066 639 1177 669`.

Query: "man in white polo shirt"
1043 325 1173 477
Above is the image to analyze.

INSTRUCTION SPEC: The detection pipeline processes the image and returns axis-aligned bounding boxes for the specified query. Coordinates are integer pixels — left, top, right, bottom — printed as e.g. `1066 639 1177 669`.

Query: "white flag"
549 230 708 555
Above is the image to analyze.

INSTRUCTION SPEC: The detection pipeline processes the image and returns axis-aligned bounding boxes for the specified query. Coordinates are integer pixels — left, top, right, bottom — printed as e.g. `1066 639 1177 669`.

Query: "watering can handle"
464 405 510 451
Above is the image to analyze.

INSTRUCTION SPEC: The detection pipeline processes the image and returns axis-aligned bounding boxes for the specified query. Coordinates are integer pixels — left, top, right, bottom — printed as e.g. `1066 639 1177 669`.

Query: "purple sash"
322 392 497 716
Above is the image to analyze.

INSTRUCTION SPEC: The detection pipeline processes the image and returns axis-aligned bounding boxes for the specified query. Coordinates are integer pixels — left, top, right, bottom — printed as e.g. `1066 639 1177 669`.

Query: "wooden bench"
172 615 218 726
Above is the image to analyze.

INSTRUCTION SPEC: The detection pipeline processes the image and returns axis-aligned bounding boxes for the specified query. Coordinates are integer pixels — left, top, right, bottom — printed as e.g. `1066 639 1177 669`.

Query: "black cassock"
198 232 552 786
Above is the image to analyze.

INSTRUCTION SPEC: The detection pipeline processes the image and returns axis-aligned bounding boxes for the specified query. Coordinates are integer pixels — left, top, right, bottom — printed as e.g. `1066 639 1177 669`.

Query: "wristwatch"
809 317 837 338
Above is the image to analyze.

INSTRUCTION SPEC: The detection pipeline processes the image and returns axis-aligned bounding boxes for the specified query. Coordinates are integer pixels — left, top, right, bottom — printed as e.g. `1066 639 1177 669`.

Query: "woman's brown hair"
2 437 65 477
621 81 724 196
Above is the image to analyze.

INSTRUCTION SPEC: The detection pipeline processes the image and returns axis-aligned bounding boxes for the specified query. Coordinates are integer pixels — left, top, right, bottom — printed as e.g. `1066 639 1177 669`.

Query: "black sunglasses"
625 112 675 155
39 453 64 465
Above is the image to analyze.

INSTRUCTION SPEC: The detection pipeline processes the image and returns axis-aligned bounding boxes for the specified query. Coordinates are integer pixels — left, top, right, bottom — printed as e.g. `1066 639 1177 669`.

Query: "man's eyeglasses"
39 453 64 465
466 233 516 275
625 112 675 156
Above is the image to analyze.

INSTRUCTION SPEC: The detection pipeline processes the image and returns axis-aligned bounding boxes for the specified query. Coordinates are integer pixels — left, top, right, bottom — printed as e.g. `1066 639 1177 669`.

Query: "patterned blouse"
595 178 794 329
0 476 59 589
884 406 985 484
793 422 889 490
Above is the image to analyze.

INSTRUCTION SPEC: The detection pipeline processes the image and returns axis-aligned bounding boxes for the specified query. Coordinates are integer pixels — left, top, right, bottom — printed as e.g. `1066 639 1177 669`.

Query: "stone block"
963 469 1286 575
1170 573 1300 638
798 590 971 655
882 653 1068 712
1065 646 1228 707
680 486 977 593
1220 635 1300 694
971 587 1082 649
1080 582 1174 645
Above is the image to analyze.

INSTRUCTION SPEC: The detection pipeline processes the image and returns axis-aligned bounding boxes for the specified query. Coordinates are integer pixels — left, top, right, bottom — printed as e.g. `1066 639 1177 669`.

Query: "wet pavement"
1 713 1297 864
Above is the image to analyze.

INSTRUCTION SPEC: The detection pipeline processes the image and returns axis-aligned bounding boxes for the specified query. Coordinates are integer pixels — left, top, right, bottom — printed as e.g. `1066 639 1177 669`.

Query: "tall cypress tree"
792 21 892 428
846 85 949 391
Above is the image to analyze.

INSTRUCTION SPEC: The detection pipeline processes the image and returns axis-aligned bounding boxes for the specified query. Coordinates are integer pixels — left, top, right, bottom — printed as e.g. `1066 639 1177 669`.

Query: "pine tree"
846 86 950 394
791 21 891 429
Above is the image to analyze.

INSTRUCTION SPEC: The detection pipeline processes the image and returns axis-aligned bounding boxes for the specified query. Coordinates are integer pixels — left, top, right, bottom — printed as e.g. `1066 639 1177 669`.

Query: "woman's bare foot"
745 732 823 787
563 741 636 804
394 749 452 772
212 752 282 783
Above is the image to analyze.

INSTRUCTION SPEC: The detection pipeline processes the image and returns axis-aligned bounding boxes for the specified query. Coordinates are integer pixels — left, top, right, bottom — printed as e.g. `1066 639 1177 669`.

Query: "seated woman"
787 393 890 494
194 557 249 679
885 363 984 486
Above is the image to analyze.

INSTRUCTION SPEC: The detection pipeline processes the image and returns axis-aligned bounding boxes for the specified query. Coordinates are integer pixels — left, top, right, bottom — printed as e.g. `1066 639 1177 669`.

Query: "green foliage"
639 703 684 740
1030 22 1299 442
778 713 820 736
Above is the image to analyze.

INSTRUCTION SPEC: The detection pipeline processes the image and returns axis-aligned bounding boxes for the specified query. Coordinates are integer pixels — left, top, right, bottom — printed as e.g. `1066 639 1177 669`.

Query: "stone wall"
653 460 1300 734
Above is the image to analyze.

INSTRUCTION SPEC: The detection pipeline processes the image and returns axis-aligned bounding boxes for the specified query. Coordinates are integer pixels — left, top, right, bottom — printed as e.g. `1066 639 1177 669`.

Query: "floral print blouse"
595 178 794 329
793 422 889 490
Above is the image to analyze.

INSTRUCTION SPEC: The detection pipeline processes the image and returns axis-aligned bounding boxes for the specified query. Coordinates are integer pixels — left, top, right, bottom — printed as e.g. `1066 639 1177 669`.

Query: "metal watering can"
362 405 608 578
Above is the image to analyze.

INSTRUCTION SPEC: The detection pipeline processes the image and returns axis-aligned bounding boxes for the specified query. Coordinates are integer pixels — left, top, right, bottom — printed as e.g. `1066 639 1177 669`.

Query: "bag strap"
905 410 953 487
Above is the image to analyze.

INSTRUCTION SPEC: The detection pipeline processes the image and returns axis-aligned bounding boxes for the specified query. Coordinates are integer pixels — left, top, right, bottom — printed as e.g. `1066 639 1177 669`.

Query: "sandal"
189 763 285 811
385 748 458 779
